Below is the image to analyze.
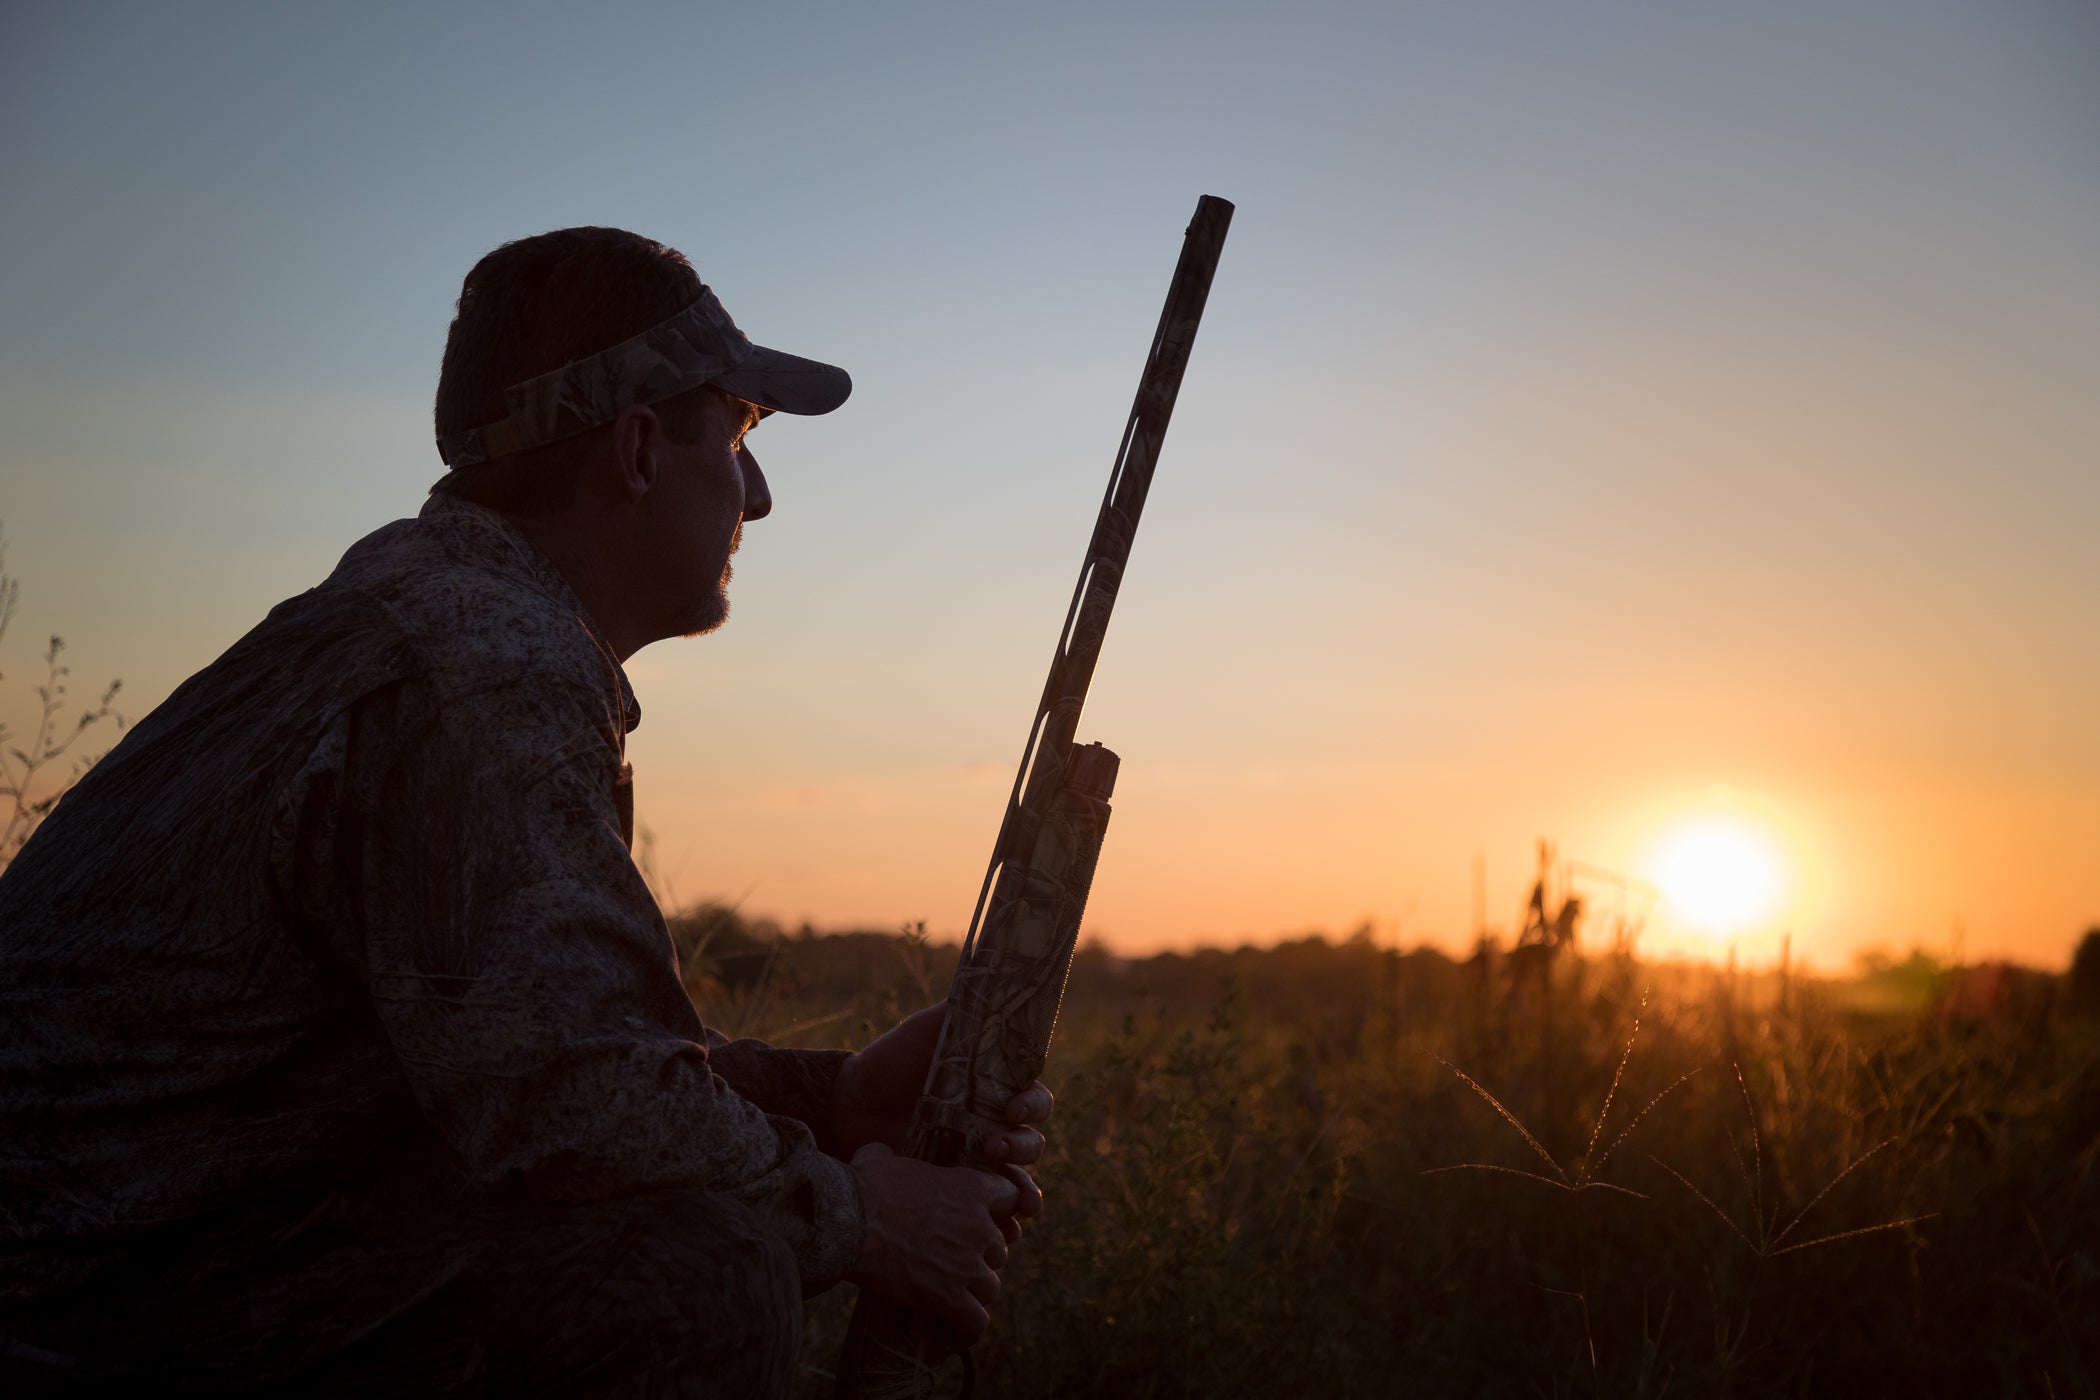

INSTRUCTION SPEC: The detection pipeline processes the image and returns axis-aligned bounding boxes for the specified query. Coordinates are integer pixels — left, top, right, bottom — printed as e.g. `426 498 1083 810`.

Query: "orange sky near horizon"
3 4 2094 974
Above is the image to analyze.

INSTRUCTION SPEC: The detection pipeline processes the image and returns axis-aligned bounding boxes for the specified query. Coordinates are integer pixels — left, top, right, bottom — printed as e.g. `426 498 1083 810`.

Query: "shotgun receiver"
834 194 1234 1399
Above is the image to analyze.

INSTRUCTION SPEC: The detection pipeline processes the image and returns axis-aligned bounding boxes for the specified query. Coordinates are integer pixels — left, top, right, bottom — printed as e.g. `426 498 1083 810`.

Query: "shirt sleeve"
291 674 863 1292
703 1040 854 1157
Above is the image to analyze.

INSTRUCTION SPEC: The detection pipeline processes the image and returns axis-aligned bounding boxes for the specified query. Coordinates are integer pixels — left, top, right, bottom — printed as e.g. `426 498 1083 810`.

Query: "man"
0 226 1045 1394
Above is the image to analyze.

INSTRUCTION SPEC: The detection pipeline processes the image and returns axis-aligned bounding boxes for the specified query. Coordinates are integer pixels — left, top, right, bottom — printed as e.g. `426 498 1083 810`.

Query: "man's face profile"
643 391 770 640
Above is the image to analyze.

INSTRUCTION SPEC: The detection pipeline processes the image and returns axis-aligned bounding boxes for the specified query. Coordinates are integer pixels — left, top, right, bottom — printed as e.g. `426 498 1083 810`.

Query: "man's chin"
678 591 730 639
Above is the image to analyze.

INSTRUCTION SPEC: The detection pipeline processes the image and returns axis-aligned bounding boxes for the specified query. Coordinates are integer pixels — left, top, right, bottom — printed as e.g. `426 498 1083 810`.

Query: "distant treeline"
668 900 2096 1044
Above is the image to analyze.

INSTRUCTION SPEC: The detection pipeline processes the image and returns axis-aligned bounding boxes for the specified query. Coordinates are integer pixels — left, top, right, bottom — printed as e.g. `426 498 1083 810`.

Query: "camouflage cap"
436 284 851 468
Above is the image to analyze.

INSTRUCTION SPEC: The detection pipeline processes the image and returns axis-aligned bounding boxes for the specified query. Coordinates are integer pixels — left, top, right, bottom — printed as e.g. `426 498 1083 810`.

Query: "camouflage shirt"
0 497 862 1305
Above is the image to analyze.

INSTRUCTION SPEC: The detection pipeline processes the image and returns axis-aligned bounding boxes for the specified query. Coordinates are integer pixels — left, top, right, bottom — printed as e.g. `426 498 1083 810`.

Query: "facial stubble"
681 521 742 639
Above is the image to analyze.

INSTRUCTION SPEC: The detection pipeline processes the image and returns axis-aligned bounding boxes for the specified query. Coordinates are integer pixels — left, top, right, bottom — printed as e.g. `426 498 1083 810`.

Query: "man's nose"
738 444 772 521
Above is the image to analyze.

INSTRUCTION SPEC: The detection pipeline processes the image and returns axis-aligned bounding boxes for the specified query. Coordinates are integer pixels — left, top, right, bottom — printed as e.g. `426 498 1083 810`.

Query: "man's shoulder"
319 500 630 719
71 501 636 811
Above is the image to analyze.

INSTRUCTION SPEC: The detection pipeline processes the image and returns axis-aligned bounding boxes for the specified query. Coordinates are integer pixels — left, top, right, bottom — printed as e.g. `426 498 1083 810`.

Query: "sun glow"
1647 817 1788 937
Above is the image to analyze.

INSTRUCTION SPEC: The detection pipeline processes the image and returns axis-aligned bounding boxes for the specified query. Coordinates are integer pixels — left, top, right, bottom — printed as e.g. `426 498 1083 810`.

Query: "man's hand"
831 1003 1055 1174
847 1144 1028 1344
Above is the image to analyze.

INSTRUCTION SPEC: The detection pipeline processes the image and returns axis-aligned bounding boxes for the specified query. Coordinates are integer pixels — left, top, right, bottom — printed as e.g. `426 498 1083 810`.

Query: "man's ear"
607 403 666 505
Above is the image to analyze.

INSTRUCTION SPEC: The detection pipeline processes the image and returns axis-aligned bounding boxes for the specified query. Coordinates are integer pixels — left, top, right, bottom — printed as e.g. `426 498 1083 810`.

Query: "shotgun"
834 194 1234 1400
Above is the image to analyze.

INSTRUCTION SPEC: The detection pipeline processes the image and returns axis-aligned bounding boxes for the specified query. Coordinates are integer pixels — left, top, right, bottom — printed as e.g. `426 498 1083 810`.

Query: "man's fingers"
991 1162 1038 1246
967 1266 1002 1310
946 1295 992 1346
982 1128 1044 1166
1001 1162 1044 1219
979 1169 1020 1219
986 1080 1052 1165
852 1147 1030 1344
1004 1082 1054 1126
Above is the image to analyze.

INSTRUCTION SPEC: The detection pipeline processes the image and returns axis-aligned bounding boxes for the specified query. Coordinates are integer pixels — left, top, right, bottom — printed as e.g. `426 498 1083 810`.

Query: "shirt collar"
415 496 643 735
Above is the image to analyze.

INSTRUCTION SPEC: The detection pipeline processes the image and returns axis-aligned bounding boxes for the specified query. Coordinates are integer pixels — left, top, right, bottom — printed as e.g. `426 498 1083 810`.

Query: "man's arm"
289 674 862 1288
702 1037 851 1153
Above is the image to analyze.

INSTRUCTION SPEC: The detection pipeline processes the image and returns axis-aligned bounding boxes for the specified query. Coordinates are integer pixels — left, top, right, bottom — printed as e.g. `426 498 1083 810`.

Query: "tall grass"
0 528 123 867
676 905 2099 1397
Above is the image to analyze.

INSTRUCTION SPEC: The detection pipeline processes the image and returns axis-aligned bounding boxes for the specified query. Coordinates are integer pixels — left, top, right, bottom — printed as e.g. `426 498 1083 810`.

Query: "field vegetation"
0 532 123 864
671 889 2100 1397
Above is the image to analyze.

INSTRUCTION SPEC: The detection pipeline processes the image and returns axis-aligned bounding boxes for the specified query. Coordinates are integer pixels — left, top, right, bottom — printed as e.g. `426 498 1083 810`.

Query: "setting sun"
1647 818 1788 937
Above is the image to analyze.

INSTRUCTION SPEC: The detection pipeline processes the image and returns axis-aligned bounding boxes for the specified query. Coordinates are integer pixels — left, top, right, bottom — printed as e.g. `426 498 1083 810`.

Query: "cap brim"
711 343 852 416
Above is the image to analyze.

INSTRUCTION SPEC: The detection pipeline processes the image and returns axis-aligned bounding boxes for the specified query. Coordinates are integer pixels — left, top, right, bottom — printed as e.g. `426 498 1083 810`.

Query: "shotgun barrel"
835 194 1233 1400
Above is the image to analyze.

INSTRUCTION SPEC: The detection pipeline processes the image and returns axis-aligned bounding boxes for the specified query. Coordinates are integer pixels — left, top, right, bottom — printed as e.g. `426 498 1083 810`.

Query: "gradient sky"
3 2 2095 969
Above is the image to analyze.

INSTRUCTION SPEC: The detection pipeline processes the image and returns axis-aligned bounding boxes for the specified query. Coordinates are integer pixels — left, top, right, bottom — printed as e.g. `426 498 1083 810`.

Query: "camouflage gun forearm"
834 195 1234 1400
